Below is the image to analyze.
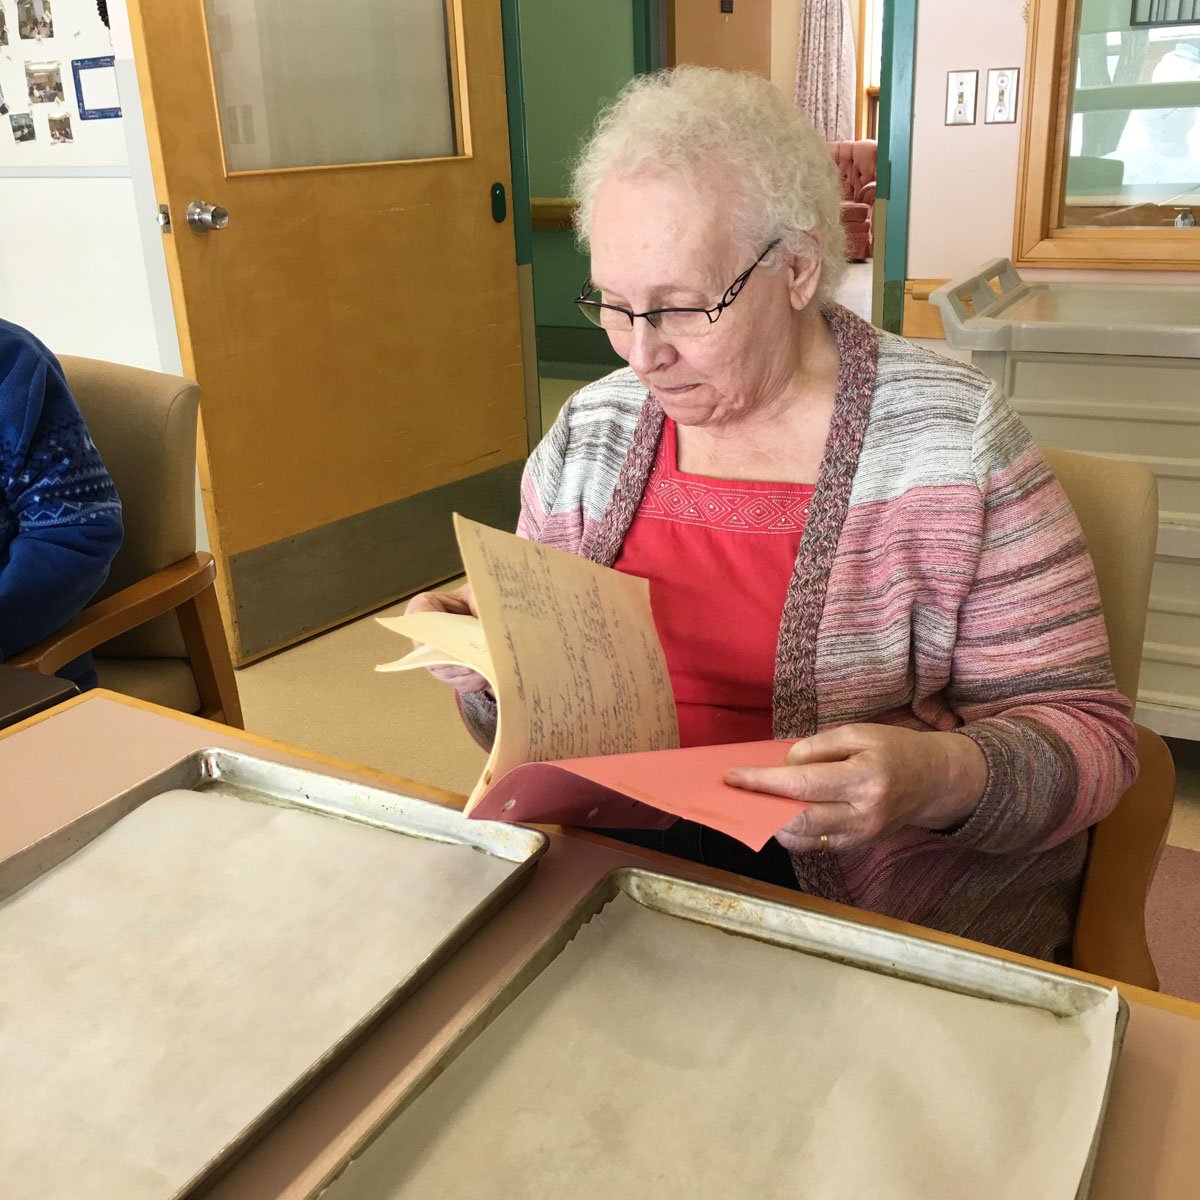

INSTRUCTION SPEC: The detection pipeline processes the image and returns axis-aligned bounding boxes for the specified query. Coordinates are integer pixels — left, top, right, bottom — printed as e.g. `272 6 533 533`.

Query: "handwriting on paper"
454 516 678 789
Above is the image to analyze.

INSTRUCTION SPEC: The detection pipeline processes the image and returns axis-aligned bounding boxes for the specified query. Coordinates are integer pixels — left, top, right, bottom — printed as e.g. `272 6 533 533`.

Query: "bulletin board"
0 0 127 167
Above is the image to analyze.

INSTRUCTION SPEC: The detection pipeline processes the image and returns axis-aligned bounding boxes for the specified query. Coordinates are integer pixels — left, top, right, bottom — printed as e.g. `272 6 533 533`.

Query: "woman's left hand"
724 725 988 854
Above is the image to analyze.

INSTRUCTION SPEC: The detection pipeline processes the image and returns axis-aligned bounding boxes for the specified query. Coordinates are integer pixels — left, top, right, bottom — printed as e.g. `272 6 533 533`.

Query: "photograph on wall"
26 61 64 104
0 82 7 117
17 0 53 41
10 113 36 143
48 111 72 144
0 7 9 47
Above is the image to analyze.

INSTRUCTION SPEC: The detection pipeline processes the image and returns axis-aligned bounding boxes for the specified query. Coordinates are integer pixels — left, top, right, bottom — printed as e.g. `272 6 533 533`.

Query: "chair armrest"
857 181 877 207
9 553 216 675
1072 724 1175 989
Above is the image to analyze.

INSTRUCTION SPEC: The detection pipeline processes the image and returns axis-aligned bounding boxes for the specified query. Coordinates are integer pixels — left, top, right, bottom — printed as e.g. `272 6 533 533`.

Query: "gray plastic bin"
932 259 1200 740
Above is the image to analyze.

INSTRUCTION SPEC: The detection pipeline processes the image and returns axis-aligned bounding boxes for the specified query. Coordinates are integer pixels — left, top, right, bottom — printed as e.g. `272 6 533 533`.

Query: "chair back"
1043 446 1175 989
1040 446 1156 707
58 356 200 658
827 139 877 203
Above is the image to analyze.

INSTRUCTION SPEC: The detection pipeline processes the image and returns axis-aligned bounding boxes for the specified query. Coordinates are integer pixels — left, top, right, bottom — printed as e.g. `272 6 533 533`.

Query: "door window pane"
1063 0 1200 228
204 0 458 173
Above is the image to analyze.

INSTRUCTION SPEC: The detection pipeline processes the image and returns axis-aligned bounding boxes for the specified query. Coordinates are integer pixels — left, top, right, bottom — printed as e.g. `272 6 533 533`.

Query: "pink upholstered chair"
828 140 877 261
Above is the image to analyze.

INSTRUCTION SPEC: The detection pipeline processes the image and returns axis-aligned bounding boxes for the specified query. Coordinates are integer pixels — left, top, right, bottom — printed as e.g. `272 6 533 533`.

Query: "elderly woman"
410 67 1136 964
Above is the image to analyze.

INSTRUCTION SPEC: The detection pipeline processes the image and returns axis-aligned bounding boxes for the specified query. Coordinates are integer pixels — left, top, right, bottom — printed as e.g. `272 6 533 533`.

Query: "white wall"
0 0 174 363
908 0 1199 286
0 176 162 364
0 0 204 546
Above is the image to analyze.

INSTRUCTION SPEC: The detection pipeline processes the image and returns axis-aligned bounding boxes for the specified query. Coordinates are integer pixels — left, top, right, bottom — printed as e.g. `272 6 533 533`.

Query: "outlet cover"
946 70 978 126
985 67 1019 123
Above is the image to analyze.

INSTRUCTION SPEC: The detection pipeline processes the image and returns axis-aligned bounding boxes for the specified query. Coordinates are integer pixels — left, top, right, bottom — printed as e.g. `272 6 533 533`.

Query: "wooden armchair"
10 357 241 727
1042 447 1173 989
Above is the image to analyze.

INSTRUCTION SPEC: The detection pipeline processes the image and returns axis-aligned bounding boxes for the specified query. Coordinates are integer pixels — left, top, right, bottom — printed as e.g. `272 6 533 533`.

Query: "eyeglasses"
575 238 781 339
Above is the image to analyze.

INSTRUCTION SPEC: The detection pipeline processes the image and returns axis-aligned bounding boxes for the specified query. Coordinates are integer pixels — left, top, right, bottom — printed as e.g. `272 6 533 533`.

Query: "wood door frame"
1015 0 1200 269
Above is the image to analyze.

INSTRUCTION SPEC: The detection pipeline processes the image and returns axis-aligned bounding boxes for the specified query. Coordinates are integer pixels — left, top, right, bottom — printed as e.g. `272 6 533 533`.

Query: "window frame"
1131 1 1200 29
1014 0 1200 269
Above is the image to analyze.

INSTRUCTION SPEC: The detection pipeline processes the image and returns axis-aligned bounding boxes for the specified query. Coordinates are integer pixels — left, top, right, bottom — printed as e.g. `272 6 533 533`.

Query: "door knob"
187 200 230 232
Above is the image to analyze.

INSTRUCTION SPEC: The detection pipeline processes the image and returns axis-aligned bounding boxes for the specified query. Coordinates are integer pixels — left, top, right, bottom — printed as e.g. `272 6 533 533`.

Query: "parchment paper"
0 788 516 1200
321 896 1118 1200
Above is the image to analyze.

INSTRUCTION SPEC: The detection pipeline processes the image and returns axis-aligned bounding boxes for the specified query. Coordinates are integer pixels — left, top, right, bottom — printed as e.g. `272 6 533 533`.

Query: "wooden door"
127 1 528 663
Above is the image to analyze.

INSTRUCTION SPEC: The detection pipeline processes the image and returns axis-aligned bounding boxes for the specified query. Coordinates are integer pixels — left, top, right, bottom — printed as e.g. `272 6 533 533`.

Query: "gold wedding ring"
819 834 829 854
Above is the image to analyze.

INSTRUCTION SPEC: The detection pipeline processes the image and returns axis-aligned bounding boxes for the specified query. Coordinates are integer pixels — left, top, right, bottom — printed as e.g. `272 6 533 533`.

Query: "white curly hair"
570 66 847 306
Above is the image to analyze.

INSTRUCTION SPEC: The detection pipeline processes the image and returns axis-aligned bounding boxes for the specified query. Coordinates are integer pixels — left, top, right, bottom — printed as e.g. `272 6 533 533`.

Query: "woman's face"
587 171 818 429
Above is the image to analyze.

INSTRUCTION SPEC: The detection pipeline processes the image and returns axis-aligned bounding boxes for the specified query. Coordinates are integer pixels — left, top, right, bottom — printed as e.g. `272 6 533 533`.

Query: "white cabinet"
933 259 1200 740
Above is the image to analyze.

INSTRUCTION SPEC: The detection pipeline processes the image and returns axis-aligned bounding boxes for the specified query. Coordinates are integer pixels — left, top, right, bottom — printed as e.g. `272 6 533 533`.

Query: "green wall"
519 0 638 339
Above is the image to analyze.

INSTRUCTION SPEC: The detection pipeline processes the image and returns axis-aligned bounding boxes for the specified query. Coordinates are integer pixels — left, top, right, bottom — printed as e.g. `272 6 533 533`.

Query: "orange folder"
469 739 809 852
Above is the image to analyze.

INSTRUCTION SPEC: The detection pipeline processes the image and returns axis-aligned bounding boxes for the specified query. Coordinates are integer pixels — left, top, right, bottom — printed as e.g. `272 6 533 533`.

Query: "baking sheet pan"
318 868 1125 1200
0 749 545 1200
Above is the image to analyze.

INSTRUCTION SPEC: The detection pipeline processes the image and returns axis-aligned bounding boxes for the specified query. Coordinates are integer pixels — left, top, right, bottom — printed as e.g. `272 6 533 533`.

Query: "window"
857 0 885 138
1015 0 1200 267
1131 1 1200 27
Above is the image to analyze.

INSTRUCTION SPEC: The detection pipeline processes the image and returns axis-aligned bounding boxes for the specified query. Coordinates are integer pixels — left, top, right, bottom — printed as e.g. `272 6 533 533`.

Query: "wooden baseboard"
902 278 949 339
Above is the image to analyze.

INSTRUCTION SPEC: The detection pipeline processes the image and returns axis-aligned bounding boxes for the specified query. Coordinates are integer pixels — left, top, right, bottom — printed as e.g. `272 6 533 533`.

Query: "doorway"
507 0 666 433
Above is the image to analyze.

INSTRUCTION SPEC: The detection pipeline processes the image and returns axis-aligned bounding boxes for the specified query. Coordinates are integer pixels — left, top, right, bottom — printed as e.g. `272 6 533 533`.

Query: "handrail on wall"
530 197 577 231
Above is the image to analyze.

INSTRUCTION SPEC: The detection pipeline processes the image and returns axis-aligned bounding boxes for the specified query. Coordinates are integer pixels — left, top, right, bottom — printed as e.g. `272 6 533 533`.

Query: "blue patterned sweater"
0 320 123 684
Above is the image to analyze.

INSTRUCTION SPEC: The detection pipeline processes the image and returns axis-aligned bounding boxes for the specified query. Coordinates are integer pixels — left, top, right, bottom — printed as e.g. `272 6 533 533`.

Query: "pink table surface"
2 692 1198 1199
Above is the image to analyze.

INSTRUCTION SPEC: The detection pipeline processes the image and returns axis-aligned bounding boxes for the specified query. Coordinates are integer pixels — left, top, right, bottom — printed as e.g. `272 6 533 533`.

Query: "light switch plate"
945 70 978 125
985 67 1019 123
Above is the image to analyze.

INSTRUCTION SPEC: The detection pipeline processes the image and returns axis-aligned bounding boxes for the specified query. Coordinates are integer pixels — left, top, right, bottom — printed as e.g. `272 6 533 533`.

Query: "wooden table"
3 691 1198 1199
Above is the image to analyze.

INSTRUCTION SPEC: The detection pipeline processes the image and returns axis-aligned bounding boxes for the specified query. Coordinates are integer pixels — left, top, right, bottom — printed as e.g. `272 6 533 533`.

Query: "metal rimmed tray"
0 748 545 1200
318 868 1126 1200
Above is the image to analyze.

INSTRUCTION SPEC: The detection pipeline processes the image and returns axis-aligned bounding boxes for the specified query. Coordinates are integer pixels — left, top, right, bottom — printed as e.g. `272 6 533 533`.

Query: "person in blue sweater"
0 319 123 690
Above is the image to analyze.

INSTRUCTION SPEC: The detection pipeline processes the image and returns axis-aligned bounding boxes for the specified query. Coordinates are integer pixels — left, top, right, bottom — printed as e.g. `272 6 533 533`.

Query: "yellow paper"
376 612 496 681
377 516 679 808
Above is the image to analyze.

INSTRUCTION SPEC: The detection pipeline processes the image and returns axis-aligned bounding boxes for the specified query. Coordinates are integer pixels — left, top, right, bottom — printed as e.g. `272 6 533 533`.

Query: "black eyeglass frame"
574 237 783 332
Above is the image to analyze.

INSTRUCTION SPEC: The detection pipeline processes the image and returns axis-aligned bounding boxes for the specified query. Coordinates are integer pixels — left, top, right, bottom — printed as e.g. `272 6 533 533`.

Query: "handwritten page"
454 516 678 804
377 519 679 810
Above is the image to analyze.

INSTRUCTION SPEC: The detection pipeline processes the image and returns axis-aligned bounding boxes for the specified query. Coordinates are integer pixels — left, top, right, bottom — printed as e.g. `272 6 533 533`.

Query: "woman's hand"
724 725 988 854
403 584 491 694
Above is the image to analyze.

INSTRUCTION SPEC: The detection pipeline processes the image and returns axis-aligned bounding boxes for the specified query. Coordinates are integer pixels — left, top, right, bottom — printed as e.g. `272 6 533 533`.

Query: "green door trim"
876 0 918 334
632 0 666 74
499 0 534 266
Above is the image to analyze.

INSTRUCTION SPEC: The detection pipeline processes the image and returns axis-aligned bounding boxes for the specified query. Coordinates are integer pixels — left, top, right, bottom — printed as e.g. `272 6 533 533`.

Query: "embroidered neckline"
637 419 814 532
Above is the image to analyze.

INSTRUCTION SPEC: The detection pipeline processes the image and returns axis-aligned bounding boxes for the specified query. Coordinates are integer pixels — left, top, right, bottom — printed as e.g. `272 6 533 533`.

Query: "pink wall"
907 0 1199 286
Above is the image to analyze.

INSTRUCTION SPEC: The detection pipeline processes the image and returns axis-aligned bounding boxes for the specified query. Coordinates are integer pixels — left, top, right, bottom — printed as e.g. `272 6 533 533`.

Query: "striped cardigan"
463 305 1137 963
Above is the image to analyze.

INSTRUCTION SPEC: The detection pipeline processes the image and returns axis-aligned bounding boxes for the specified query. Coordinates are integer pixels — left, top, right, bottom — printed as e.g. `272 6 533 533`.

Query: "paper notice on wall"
76 63 120 114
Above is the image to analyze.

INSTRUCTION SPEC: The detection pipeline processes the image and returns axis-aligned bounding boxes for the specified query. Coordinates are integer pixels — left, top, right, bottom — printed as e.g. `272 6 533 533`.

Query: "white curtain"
794 0 857 142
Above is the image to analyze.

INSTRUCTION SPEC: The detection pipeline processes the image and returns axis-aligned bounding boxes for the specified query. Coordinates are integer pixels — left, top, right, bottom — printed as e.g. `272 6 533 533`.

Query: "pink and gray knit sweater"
462 305 1137 963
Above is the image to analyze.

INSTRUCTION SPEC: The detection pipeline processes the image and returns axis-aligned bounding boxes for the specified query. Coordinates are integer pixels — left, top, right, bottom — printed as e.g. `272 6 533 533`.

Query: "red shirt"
613 418 814 748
